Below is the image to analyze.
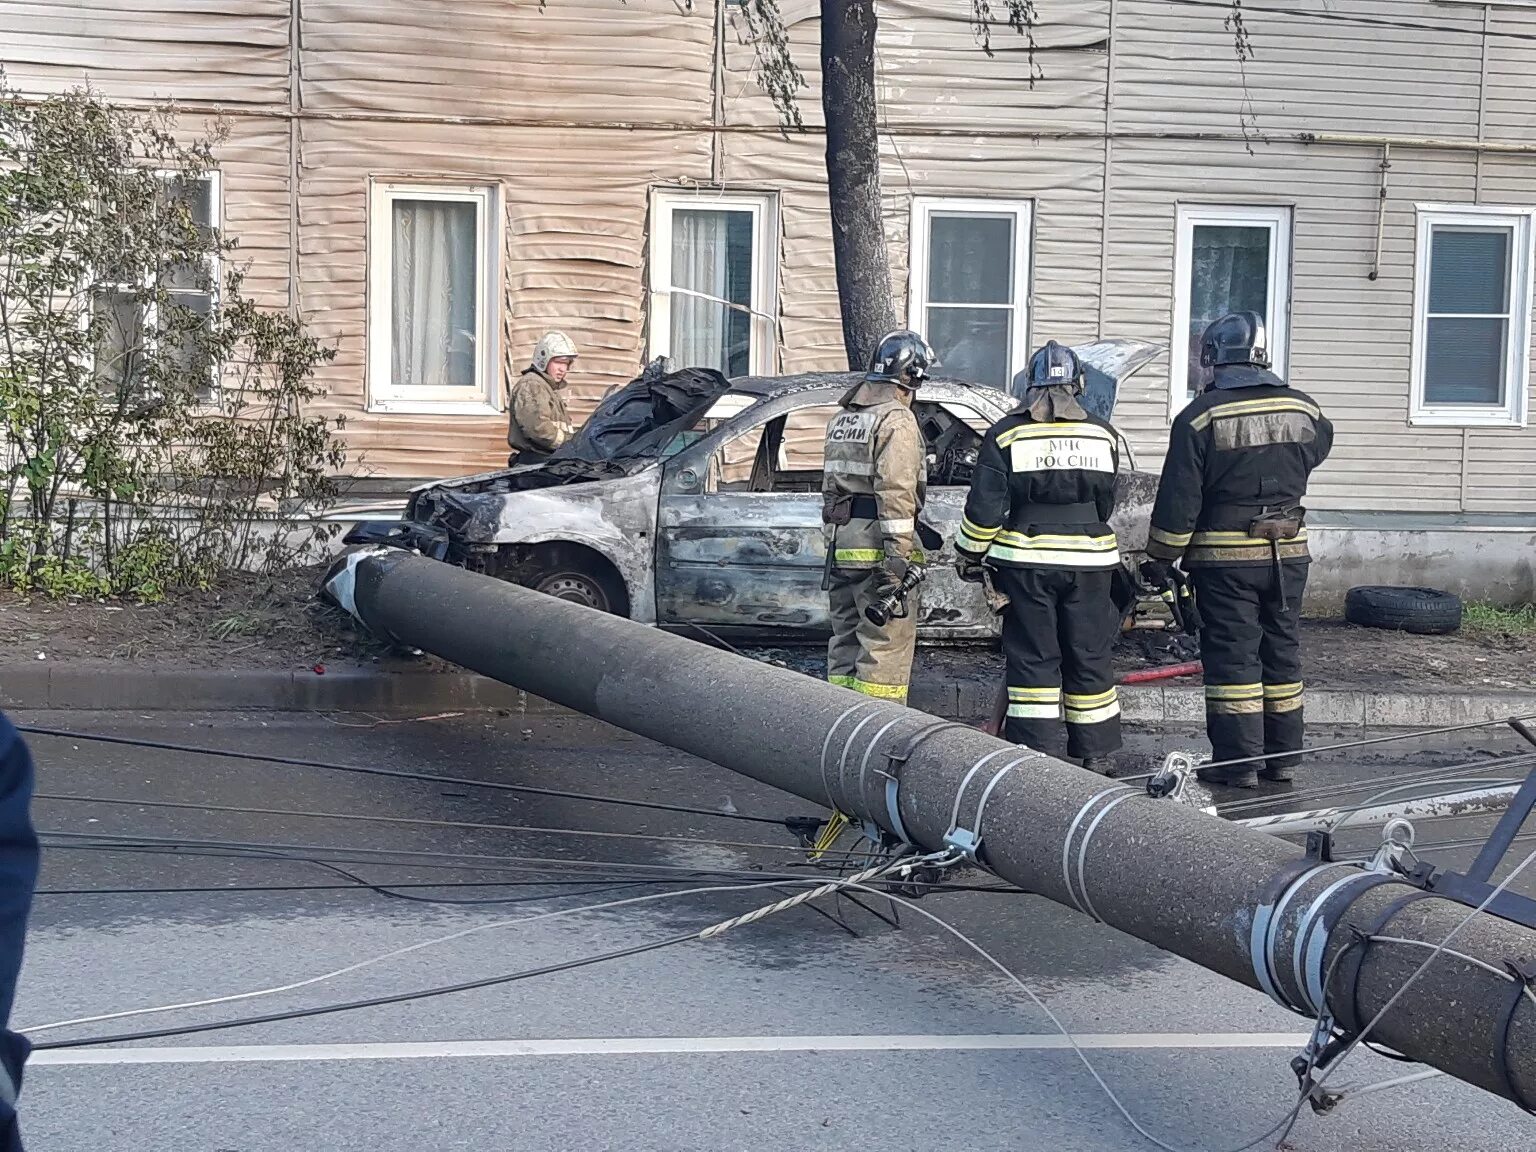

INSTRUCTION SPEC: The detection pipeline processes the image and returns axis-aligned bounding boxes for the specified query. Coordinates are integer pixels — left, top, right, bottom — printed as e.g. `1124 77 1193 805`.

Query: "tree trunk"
820 0 897 371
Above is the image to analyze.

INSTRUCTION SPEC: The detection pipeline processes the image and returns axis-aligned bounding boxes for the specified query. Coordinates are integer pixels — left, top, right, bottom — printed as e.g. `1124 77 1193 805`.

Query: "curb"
3 663 1534 729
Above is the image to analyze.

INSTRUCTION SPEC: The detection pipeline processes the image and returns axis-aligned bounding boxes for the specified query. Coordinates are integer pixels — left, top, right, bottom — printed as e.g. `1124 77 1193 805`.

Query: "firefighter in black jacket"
1144 312 1334 788
955 341 1123 771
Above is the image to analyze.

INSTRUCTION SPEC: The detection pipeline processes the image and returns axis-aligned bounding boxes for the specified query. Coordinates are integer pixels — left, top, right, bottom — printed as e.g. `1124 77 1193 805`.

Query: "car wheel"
1344 585 1463 635
532 568 615 614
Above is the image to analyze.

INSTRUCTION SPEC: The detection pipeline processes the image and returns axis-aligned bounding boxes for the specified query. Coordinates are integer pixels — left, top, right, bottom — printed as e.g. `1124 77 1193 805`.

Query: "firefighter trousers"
1190 563 1308 771
995 567 1122 759
826 570 918 704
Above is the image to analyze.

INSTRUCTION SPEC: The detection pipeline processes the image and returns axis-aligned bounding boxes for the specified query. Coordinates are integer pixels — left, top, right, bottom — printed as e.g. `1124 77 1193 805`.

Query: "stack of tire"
1344 586 1463 635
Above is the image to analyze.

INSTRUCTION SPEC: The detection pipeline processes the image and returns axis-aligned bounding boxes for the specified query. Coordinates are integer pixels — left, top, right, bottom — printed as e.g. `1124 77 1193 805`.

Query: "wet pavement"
9 708 1536 1151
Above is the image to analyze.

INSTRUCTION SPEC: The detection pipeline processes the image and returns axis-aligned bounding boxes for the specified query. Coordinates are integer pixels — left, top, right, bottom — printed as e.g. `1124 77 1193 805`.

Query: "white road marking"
34 1032 1312 1067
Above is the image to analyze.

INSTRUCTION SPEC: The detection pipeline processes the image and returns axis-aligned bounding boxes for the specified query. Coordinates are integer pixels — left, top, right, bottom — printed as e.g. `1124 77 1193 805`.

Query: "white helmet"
532 331 578 373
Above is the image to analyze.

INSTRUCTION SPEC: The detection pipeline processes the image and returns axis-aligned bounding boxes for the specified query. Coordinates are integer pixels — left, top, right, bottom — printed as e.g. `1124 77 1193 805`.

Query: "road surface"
10 708 1535 1151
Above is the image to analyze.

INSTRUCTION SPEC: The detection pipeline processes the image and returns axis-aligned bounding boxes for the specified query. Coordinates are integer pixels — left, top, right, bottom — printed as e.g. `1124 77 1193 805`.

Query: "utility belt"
1203 503 1305 541
1189 504 1309 588
823 492 873 526
1012 501 1100 526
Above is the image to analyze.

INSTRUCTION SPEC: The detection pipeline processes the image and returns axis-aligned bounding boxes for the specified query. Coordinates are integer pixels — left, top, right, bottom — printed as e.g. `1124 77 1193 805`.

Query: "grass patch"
1462 602 1536 637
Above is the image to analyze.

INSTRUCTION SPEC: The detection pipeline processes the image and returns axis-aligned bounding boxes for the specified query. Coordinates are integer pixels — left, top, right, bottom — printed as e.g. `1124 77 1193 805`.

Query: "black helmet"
1026 340 1083 389
1200 311 1271 370
865 330 938 389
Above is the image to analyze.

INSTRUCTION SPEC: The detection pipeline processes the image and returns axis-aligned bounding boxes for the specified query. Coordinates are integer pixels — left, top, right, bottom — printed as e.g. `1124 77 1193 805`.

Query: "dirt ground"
0 565 399 671
0 567 1531 689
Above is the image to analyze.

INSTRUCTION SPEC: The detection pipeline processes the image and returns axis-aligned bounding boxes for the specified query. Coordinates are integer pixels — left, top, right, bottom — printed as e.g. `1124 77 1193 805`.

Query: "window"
94 171 220 397
909 198 1032 391
1411 206 1534 427
1171 204 1292 416
367 182 498 413
649 190 778 378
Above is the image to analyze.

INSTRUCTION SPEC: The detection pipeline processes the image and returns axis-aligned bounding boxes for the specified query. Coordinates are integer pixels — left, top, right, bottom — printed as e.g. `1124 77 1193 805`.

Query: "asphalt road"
9 708 1536 1152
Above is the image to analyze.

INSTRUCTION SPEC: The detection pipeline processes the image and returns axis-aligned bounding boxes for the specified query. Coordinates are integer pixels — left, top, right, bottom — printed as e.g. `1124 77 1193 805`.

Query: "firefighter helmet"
865 330 938 389
532 331 579 373
1199 311 1271 370
1025 340 1084 390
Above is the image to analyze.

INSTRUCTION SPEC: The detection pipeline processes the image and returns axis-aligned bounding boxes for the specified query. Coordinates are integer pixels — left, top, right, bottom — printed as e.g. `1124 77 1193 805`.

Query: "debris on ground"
0 568 1531 690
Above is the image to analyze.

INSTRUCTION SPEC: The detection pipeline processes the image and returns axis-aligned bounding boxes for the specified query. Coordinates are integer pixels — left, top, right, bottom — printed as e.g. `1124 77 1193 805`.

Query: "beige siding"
216 116 292 309
1484 6 1536 140
1 0 290 105
1113 0 1486 141
1103 139 1483 512
8 0 1536 506
300 0 714 123
296 120 711 478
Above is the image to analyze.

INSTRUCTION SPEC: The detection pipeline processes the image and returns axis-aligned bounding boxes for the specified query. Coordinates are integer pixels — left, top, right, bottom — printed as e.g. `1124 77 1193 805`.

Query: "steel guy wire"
17 723 791 826
29 855 943 1047
1289 841 1536 1133
1201 714 1536 788
1215 749 1536 815
832 880 1300 1152
21 877 806 1036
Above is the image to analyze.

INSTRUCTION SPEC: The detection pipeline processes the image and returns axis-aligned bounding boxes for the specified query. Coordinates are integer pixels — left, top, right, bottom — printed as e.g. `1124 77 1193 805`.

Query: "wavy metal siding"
0 0 290 103
5 0 1536 508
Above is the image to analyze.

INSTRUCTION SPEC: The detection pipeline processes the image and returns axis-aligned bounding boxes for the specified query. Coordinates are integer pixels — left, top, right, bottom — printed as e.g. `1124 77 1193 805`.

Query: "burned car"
346 341 1162 640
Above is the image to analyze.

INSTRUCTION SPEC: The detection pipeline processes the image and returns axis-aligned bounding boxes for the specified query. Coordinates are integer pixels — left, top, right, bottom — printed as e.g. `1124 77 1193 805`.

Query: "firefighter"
822 330 935 704
1143 311 1334 787
954 340 1124 772
506 331 578 466
0 712 37 1152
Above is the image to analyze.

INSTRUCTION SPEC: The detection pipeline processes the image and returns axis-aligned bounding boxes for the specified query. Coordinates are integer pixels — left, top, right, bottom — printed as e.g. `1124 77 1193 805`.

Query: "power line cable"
17 724 791 826
34 793 810 856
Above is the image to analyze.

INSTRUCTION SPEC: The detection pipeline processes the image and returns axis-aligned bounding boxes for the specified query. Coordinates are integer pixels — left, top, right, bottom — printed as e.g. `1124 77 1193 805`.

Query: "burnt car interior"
711 400 992 495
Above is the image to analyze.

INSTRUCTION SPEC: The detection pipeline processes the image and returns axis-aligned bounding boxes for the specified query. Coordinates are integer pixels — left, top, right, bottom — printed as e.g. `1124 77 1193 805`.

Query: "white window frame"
1169 203 1292 419
93 169 223 397
1410 204 1534 429
366 180 500 415
907 197 1033 390
648 188 779 377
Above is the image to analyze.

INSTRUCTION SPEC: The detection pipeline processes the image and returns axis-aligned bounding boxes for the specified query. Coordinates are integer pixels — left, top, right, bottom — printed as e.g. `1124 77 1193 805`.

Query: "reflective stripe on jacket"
822 381 926 571
956 414 1121 570
1146 371 1333 568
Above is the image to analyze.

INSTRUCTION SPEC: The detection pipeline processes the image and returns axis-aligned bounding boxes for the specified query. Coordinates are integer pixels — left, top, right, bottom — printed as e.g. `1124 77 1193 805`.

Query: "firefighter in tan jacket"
506 331 579 465
822 330 936 704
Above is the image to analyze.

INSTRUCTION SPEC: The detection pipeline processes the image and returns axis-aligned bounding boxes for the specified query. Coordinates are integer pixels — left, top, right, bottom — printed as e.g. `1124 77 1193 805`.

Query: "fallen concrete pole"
329 549 1536 1111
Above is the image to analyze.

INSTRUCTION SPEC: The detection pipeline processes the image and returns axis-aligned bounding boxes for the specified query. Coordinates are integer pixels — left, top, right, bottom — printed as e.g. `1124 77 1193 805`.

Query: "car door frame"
655 386 842 636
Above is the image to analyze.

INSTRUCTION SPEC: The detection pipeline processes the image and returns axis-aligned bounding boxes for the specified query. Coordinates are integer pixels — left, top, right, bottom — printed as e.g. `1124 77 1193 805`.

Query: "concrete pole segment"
332 550 1536 1110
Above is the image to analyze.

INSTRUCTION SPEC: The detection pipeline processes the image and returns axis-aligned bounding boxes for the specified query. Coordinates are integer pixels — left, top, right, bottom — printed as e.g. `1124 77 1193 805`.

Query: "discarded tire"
1344 585 1463 635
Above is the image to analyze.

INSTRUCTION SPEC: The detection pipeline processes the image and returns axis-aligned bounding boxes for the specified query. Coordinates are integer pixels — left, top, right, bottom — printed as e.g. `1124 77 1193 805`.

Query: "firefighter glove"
1139 558 1175 588
955 553 987 584
874 557 909 600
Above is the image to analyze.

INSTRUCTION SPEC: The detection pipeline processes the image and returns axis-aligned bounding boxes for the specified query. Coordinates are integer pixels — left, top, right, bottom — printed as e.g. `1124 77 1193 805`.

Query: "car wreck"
345 340 1163 640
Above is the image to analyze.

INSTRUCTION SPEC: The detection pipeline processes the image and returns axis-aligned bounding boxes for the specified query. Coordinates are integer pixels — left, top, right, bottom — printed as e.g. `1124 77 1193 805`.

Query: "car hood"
1011 338 1163 420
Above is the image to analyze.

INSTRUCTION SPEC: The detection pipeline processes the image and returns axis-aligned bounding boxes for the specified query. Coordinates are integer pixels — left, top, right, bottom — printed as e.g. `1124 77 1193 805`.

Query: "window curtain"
1187 225 1271 393
671 209 732 375
392 200 477 388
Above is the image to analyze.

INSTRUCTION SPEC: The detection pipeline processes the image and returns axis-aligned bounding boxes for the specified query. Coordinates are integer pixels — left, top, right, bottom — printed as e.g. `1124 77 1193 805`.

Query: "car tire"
1344 585 1463 635
531 567 621 615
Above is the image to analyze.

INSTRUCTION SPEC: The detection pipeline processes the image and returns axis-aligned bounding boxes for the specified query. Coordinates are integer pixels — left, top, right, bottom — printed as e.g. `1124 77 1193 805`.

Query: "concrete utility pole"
330 550 1536 1111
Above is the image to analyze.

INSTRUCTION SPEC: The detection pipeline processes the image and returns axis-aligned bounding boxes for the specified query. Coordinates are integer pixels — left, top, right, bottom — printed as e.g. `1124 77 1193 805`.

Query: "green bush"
0 78 345 600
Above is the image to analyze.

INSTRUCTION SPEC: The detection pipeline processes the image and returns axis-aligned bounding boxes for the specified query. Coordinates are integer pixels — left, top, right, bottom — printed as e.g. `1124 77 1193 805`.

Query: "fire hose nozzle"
865 564 928 627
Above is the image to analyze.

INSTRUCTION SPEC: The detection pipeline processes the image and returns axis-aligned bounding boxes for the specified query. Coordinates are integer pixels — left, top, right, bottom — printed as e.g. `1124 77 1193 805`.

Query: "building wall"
4 0 1536 515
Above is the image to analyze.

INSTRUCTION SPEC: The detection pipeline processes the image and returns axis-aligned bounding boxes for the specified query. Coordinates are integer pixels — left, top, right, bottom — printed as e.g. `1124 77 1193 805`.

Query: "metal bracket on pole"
1146 751 1217 814
1416 763 1536 930
942 750 1037 862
